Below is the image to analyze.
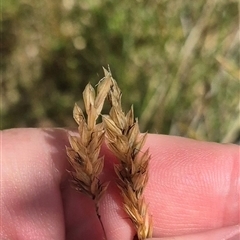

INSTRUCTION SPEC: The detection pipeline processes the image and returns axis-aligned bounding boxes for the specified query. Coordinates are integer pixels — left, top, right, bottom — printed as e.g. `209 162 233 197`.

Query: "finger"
42 129 106 239
148 224 240 240
99 134 239 239
143 134 239 237
3 129 238 240
2 128 106 239
1 128 67 239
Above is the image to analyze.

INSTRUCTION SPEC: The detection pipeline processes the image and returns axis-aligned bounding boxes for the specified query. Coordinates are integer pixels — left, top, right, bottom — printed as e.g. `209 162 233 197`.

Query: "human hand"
1 128 239 239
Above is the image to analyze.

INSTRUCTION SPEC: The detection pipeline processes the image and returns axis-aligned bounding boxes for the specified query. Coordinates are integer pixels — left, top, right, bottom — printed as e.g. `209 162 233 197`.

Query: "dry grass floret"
102 68 153 240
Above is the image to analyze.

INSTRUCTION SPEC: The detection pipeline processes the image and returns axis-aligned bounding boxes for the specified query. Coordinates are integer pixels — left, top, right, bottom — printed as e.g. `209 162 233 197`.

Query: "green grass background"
2 0 239 143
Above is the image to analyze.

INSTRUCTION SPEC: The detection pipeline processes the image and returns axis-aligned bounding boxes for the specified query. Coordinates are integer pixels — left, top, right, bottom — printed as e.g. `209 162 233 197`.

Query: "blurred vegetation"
2 0 239 143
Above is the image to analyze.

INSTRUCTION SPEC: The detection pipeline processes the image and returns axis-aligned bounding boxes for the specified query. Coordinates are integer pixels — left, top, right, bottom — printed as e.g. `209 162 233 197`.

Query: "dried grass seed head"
67 72 112 201
102 68 152 239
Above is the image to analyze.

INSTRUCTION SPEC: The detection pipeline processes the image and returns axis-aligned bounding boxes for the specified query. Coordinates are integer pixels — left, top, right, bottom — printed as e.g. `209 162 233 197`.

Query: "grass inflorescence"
66 68 152 240
66 73 112 239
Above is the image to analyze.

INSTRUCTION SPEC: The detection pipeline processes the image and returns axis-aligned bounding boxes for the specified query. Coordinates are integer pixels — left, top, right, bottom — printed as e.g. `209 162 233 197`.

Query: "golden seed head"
67 67 152 240
102 69 152 239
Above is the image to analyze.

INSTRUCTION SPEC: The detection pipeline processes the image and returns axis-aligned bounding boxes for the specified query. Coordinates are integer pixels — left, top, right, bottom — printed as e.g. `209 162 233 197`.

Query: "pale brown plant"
66 72 112 239
66 68 152 240
102 68 153 240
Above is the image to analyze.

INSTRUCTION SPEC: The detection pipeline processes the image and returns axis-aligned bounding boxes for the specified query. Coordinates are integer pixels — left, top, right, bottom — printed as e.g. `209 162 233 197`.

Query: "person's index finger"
2 128 67 239
144 134 239 237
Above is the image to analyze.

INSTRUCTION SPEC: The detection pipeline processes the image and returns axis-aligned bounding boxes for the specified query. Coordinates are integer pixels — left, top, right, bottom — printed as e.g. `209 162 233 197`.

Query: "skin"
1 128 239 239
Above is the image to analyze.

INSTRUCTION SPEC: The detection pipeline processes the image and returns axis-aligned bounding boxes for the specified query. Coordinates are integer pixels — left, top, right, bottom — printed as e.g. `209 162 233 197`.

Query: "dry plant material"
66 67 152 239
102 68 153 240
66 73 112 239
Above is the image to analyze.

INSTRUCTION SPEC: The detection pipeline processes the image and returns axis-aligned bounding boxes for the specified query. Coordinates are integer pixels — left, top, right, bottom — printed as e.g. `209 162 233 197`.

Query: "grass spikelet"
66 72 112 239
102 68 153 240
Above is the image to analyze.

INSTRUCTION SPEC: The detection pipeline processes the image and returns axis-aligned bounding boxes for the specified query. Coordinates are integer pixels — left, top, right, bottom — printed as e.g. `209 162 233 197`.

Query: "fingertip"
143 134 239 236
